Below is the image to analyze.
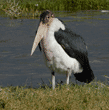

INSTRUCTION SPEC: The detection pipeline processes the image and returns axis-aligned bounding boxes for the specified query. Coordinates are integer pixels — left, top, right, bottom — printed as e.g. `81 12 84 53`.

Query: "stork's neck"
41 18 65 50
48 18 65 32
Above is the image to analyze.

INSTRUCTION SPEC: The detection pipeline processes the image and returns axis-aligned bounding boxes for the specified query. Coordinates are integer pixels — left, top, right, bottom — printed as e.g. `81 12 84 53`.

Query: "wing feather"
54 27 88 67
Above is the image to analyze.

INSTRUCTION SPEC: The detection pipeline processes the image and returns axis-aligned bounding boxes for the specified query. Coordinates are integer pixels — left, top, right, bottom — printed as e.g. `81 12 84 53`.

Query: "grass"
0 0 109 18
0 81 109 110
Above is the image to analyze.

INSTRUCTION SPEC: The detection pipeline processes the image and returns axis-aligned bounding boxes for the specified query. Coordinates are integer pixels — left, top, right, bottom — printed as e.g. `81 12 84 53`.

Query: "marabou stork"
31 10 94 90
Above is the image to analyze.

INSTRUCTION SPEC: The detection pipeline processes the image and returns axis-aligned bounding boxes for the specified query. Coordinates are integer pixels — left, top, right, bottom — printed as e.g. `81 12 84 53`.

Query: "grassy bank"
0 0 109 18
0 81 109 109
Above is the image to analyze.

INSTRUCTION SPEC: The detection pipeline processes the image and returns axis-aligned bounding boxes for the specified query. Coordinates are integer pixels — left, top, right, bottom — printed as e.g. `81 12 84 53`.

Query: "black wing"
54 27 88 67
54 25 94 83
54 27 94 83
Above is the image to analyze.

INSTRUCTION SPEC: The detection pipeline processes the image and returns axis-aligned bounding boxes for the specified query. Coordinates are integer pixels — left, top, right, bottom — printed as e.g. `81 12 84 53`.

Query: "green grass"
0 81 109 110
1 0 109 18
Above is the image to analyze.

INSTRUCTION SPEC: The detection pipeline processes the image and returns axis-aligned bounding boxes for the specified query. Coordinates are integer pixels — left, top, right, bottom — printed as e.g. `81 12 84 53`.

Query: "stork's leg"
66 73 70 85
51 71 55 90
66 69 72 85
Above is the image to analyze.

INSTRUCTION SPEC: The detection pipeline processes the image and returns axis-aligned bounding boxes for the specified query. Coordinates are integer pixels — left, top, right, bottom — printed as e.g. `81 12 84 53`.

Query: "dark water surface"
0 11 109 87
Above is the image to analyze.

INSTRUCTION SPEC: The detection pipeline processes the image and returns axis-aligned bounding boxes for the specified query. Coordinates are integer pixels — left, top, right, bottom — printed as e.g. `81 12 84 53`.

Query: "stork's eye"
46 16 49 19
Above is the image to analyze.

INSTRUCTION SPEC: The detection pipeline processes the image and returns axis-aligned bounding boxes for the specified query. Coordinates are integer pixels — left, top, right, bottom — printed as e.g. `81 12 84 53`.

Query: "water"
0 11 109 87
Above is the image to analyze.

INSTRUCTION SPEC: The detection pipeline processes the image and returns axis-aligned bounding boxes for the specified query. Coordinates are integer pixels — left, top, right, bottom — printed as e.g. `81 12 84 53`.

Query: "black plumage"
54 27 94 83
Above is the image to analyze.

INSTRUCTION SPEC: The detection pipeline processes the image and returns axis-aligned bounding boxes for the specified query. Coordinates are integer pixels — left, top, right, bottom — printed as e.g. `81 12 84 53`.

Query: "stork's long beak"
31 22 48 56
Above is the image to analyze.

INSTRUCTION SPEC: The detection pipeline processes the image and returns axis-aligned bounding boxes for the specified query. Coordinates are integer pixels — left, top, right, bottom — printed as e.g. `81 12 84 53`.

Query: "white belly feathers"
41 18 83 75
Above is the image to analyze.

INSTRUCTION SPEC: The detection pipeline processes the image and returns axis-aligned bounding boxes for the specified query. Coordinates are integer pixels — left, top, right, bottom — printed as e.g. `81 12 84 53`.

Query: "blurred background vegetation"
0 0 109 18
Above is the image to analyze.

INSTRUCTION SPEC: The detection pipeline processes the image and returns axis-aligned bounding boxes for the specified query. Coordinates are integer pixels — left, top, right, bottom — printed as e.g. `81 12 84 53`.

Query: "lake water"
0 11 109 87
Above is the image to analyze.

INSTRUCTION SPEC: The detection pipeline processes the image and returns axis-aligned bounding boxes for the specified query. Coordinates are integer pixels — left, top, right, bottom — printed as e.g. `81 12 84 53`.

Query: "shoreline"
0 0 109 18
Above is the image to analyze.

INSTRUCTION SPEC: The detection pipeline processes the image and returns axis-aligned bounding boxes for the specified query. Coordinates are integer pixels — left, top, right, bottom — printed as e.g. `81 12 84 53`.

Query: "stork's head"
31 10 54 56
40 10 54 24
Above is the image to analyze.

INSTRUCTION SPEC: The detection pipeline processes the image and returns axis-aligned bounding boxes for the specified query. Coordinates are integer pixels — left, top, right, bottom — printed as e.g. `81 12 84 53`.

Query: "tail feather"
73 50 94 83
74 67 94 83
74 56 94 83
